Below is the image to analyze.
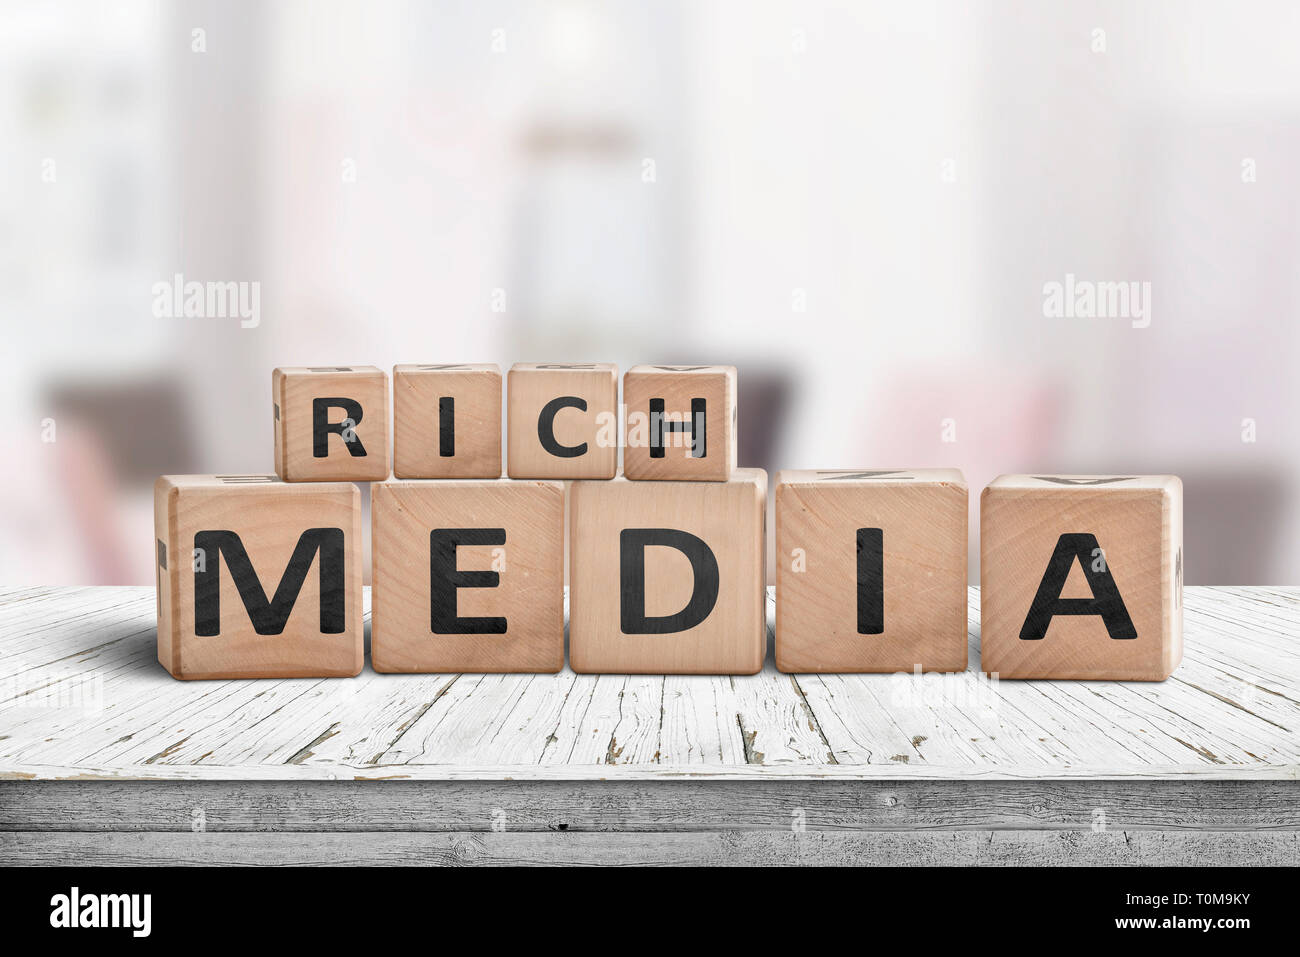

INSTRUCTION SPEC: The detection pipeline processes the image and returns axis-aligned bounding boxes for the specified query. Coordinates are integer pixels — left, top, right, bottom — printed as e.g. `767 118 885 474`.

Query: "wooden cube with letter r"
569 469 767 674
154 475 363 679
623 364 737 481
273 365 389 482
980 474 1183 680
775 469 968 673
371 479 565 673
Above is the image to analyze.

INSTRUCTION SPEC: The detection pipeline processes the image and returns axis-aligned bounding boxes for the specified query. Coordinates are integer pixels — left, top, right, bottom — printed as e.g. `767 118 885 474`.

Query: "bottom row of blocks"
155 469 1182 680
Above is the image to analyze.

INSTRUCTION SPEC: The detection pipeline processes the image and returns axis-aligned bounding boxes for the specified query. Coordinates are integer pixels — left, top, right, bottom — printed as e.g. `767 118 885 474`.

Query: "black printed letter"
193 528 345 636
430 528 507 634
312 397 367 457
537 396 587 457
857 528 884 634
1020 533 1137 640
620 528 720 634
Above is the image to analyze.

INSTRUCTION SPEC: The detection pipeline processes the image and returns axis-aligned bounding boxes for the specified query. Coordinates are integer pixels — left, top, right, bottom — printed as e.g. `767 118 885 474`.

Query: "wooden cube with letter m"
273 366 390 482
980 474 1183 680
154 475 363 679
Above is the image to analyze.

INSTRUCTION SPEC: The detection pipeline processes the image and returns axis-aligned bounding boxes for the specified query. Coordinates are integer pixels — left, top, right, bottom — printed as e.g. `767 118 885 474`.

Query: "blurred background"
3 0 1298 585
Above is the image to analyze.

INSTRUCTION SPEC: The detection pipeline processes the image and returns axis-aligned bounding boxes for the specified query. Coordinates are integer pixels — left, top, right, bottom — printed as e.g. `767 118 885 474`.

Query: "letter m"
194 529 345 636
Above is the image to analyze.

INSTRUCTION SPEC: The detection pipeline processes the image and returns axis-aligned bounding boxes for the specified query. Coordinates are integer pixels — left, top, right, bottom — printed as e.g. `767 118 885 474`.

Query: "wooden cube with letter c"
774 469 968 673
273 365 390 482
506 363 618 479
568 469 767 674
154 474 363 679
371 479 565 673
980 474 1183 680
622 364 737 481
393 363 502 479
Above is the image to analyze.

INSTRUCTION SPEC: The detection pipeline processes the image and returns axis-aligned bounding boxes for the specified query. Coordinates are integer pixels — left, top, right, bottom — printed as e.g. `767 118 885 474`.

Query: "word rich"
155 363 1183 681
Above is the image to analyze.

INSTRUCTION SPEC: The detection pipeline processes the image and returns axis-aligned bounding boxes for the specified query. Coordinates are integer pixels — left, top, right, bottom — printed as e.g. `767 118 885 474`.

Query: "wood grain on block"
153 475 363 679
980 474 1183 680
622 365 737 481
371 480 564 673
393 364 502 479
775 469 968 673
506 363 618 479
569 469 767 674
272 366 389 482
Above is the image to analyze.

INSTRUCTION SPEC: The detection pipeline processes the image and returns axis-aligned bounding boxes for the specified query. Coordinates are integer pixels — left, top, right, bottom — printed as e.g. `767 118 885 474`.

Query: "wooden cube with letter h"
775 469 968 673
371 479 565 673
393 363 502 478
506 363 618 479
273 366 389 482
623 364 737 481
154 475 363 679
569 470 767 674
980 474 1183 680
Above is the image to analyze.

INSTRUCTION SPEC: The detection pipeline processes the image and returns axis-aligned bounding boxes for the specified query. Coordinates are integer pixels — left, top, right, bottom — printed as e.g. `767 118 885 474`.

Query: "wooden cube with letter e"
980 474 1183 680
393 363 502 479
273 366 390 482
154 474 363 679
775 469 968 673
623 364 737 481
506 363 618 479
569 470 767 674
371 479 565 673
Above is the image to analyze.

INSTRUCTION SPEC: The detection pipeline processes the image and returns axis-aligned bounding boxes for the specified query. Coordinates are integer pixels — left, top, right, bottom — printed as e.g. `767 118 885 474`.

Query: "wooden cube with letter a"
371 479 565 673
775 469 968 673
273 366 389 482
154 475 363 679
506 363 618 479
980 474 1183 680
569 469 767 674
393 363 502 478
623 364 737 481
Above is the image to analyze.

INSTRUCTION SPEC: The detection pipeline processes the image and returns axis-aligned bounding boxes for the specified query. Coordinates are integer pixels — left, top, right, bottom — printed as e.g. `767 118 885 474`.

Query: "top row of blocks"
271 363 738 483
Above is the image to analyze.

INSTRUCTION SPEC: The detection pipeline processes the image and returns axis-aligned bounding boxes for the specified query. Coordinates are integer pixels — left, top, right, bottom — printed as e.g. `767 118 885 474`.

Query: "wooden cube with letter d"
980 474 1183 680
569 469 767 674
775 469 968 673
153 475 363 679
371 479 565 673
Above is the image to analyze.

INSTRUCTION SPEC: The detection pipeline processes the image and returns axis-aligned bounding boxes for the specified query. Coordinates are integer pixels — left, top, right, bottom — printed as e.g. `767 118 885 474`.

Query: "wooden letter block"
154 475 363 679
273 366 389 482
393 363 502 478
506 363 617 479
775 469 968 673
980 474 1183 680
569 469 767 674
371 479 565 673
622 364 737 481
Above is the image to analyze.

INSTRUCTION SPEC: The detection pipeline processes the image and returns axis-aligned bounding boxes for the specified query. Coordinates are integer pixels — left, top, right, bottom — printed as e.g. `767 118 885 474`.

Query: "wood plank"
0 586 1298 782
5 780 1298 832
3 829 1294 866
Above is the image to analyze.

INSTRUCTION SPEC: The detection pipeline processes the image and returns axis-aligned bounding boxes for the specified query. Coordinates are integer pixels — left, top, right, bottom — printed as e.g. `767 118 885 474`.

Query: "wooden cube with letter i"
371 479 565 673
273 365 390 482
774 469 969 673
393 363 502 478
506 363 618 479
980 474 1183 680
153 475 364 679
568 470 767 674
622 364 737 481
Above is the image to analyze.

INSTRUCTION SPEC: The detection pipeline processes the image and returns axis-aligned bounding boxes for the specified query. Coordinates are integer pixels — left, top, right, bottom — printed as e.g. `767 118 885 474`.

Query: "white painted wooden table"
1 585 1297 865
